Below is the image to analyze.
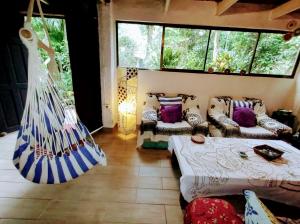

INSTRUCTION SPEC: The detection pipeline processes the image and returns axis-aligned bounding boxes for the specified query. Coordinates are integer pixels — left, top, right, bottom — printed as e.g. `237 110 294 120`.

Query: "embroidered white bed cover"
168 136 300 207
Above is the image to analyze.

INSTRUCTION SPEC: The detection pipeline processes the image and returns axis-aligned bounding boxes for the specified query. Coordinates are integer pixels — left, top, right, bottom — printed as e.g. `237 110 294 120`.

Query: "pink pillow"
160 104 182 123
233 107 256 127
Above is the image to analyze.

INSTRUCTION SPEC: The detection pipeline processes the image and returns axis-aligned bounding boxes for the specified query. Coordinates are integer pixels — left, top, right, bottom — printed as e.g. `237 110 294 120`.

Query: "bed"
168 136 300 207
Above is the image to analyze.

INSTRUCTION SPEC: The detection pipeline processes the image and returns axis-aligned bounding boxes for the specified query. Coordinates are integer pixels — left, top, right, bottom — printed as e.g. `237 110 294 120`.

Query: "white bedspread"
168 136 300 207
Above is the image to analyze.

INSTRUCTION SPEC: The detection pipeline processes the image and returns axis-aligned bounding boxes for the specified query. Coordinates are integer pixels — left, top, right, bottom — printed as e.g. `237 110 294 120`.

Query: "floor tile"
165 205 184 224
0 160 15 170
0 131 179 224
39 200 106 222
137 189 179 205
80 187 137 203
106 155 138 166
0 170 29 183
102 203 166 224
0 198 49 219
160 158 172 168
70 174 162 189
0 182 63 199
137 176 162 189
162 178 179 190
139 167 180 178
0 220 73 224
137 155 161 167
88 165 140 176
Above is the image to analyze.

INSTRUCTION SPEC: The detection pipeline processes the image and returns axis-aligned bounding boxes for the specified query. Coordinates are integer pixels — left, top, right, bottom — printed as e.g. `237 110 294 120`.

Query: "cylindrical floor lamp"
117 68 138 134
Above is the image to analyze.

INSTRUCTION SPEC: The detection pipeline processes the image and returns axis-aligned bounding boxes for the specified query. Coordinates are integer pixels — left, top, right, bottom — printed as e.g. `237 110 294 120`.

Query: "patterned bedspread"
168 136 300 207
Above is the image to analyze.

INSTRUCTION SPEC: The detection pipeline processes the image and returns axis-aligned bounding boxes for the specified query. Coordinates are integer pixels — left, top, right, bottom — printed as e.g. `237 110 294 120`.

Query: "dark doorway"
65 2 103 132
0 37 28 133
0 2 28 133
0 0 103 133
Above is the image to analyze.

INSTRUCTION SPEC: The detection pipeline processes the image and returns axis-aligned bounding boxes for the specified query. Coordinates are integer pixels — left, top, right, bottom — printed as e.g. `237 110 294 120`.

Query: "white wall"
137 71 296 122
99 3 118 128
99 0 300 127
286 66 300 127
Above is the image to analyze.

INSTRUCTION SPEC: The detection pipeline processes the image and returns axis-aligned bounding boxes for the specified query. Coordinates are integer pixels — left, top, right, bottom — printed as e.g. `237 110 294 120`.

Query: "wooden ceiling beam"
270 0 300 20
164 0 171 13
216 0 239 15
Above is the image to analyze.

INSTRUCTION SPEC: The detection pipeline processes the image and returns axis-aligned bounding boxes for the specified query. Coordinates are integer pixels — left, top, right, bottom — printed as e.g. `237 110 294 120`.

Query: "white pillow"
186 106 204 126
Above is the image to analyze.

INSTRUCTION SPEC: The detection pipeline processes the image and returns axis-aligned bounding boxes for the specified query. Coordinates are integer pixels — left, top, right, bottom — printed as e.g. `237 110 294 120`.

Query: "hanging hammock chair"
13 0 106 184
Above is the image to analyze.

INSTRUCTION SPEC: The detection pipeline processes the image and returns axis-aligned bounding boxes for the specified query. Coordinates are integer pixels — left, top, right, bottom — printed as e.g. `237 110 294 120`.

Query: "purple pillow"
160 104 182 123
233 107 256 127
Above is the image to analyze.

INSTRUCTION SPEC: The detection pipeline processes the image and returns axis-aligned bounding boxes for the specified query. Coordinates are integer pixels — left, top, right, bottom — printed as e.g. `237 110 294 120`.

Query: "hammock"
13 0 106 184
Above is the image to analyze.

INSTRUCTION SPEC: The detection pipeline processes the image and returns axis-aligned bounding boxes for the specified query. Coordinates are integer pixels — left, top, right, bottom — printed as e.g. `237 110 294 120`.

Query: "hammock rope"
13 0 106 184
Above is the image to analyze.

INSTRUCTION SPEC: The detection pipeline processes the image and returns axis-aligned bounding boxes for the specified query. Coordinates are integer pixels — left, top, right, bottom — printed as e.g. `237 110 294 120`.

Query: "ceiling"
193 0 300 16
13 0 300 20
195 0 288 3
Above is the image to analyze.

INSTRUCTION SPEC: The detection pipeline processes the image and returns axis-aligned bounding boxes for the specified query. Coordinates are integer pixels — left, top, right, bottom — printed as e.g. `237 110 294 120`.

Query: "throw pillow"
142 106 158 121
145 93 165 110
233 107 256 127
233 100 253 109
184 198 243 224
244 190 279 224
160 104 182 123
159 96 182 105
230 99 253 118
185 106 204 127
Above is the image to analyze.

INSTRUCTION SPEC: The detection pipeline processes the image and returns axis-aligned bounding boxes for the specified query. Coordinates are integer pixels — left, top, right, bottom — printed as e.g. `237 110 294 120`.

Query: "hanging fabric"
13 0 106 184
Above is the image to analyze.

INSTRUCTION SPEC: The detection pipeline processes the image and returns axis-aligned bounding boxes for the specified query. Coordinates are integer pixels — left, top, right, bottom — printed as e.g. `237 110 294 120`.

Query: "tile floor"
0 130 183 224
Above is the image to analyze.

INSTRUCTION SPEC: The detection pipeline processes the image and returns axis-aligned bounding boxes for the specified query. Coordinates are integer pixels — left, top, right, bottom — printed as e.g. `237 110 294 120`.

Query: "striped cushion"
233 100 253 109
159 97 182 105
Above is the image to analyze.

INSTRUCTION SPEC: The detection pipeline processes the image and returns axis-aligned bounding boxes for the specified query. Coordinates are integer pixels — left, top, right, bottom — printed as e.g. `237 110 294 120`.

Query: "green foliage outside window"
31 17 74 106
163 28 209 70
205 31 258 73
118 23 162 69
117 22 300 77
252 33 300 76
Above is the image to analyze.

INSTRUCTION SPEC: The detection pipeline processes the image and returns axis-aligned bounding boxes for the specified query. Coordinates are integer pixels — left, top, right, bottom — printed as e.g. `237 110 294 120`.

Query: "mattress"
168 136 300 207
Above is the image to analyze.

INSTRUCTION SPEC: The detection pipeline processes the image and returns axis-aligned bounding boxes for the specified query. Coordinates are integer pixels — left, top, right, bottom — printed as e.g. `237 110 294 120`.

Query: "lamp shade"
117 68 138 134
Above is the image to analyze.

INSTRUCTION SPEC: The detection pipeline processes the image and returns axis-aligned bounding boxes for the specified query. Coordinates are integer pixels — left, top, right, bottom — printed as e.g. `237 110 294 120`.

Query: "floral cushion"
142 106 157 121
184 198 243 224
257 116 292 136
244 190 279 224
185 106 204 127
216 115 241 136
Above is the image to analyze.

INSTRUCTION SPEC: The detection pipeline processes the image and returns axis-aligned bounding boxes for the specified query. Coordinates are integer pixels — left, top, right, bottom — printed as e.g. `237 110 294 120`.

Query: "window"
163 27 210 70
117 23 163 69
117 21 300 78
205 30 258 73
251 33 300 76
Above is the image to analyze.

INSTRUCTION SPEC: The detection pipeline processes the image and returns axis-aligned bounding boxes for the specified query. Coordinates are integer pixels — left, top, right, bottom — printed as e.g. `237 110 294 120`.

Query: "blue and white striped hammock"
13 0 106 184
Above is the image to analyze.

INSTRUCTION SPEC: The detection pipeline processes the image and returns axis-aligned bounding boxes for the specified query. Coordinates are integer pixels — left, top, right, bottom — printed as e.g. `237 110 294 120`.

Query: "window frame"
116 20 300 79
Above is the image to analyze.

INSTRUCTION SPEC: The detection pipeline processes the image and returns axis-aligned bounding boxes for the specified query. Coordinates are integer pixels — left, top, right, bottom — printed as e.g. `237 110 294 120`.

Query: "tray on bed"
253 144 284 161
